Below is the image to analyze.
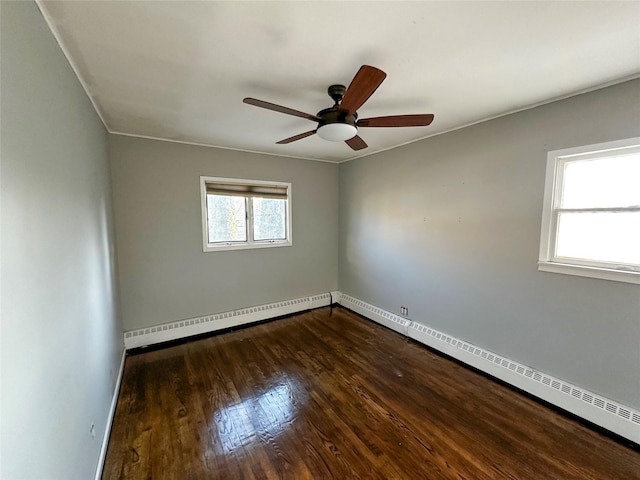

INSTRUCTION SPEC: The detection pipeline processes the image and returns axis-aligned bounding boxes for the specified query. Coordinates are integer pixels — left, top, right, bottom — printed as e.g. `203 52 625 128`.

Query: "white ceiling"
37 1 640 163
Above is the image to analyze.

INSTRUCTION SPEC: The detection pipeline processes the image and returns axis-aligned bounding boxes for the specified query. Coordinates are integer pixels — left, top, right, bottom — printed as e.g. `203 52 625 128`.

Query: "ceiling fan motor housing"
317 107 357 127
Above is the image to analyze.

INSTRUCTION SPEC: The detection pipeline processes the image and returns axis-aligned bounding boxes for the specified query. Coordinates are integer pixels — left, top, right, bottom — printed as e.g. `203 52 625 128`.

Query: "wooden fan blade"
357 114 434 128
243 98 321 122
345 135 368 151
339 65 387 115
276 130 316 144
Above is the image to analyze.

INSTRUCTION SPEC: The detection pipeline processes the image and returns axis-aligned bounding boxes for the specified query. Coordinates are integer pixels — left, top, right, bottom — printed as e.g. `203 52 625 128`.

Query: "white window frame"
538 137 640 284
200 176 292 252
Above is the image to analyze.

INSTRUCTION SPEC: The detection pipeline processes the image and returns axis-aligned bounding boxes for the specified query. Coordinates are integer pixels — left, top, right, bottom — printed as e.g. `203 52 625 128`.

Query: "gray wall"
1 2 123 479
339 79 640 410
109 136 339 330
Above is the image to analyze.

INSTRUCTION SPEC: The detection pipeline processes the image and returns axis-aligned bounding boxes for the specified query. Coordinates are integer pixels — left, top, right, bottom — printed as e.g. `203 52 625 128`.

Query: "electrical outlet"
400 306 408 316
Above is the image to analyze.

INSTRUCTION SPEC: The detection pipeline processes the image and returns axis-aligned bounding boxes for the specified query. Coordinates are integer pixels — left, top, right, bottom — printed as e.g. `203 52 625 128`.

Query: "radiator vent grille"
606 402 618 414
618 408 631 420
338 293 640 432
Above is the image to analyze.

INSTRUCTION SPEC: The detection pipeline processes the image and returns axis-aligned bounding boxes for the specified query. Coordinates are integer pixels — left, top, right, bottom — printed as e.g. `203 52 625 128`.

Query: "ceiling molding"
109 131 338 164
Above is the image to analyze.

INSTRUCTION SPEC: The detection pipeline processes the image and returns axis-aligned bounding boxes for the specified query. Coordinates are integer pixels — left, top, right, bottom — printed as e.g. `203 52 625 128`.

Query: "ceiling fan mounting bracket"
327 84 347 105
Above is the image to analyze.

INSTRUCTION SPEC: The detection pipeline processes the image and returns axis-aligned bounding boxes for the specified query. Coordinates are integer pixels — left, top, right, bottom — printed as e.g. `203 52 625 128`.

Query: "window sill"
204 240 292 253
538 261 640 284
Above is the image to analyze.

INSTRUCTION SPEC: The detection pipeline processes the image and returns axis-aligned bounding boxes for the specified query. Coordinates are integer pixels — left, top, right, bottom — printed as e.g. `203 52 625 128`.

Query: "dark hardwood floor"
103 306 639 479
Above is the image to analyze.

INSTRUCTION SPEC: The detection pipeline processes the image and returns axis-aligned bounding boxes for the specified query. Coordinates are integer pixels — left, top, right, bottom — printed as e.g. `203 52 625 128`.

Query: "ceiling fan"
243 65 434 151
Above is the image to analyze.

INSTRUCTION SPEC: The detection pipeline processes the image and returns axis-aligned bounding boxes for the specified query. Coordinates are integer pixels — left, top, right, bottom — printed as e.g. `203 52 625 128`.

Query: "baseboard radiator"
122 291 639 444
336 292 640 445
124 293 332 349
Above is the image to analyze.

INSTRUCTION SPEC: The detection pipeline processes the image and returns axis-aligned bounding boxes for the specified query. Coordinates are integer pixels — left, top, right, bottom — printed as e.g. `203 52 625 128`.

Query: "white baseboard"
95 348 126 480
337 293 640 444
124 293 333 349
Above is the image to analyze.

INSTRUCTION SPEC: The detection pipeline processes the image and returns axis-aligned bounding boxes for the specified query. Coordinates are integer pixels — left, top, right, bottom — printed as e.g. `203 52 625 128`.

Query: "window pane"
206 194 247 243
556 211 640 266
561 153 640 209
252 197 286 241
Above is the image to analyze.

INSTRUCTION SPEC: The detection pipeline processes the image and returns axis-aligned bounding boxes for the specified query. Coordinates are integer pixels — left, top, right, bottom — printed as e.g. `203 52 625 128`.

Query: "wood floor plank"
103 306 640 479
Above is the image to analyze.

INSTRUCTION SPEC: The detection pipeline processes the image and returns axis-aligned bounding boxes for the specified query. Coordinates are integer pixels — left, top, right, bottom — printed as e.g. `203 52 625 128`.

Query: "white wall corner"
335 292 640 445
309 293 333 310
330 290 342 304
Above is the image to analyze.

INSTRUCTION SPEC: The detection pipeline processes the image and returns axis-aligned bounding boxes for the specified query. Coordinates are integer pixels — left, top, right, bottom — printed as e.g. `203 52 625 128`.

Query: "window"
200 176 291 252
539 138 640 284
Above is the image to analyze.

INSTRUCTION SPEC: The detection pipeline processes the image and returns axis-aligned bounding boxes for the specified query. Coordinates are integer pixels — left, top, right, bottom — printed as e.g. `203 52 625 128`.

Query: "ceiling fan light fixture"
316 123 357 142
244 65 433 151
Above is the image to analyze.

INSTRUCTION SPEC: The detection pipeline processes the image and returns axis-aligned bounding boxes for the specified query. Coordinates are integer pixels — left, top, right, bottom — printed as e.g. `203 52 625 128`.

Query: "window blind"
205 182 288 199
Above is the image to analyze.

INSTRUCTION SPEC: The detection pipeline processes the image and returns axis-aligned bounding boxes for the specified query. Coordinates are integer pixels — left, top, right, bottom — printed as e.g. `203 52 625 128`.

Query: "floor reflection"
213 379 300 453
